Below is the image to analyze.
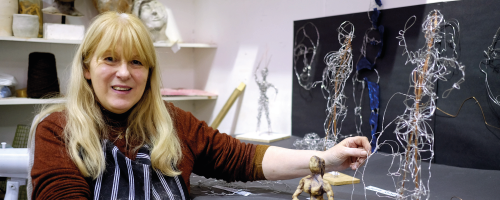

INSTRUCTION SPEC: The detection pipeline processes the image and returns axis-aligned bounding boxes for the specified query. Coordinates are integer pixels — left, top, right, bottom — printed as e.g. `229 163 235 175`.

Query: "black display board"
292 0 500 170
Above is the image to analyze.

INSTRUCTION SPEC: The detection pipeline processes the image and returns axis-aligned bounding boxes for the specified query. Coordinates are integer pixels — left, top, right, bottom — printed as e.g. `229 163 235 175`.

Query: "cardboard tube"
211 82 246 129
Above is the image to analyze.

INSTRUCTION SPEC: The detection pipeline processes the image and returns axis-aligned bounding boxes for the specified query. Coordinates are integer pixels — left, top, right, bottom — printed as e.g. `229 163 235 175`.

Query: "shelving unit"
0 36 218 105
0 36 217 48
0 96 217 105
0 2 219 145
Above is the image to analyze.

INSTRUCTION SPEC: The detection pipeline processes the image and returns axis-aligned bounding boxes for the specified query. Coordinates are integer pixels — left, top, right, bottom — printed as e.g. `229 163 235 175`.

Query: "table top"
190 136 500 200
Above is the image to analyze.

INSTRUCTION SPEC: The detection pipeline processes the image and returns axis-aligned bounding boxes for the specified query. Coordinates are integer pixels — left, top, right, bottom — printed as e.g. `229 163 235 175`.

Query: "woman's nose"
116 61 131 79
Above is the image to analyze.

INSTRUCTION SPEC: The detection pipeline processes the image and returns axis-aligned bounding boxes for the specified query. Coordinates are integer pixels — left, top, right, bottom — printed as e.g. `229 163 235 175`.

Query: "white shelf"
0 36 217 48
0 96 217 105
153 42 217 48
0 98 66 105
0 36 80 44
163 96 217 101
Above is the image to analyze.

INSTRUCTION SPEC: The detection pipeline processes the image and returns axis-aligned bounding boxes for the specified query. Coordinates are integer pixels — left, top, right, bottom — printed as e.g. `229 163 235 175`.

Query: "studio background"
4 0 490 170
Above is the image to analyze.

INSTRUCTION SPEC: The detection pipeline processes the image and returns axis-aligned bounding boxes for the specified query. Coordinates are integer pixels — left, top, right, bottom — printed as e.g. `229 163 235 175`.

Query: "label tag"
171 41 181 53
366 186 399 197
212 185 252 196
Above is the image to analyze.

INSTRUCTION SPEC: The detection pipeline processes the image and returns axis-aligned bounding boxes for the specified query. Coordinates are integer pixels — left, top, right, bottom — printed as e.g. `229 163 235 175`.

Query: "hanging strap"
365 78 380 153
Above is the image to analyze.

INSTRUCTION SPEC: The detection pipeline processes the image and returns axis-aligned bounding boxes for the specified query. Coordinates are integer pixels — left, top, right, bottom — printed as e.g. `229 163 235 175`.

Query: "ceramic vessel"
0 0 18 36
12 14 40 38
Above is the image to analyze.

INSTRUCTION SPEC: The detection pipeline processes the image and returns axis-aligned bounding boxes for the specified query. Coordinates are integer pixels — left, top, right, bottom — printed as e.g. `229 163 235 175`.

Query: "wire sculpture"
255 56 278 133
293 22 321 90
479 27 500 107
191 175 292 196
355 10 465 200
293 132 336 151
320 21 355 150
292 22 355 151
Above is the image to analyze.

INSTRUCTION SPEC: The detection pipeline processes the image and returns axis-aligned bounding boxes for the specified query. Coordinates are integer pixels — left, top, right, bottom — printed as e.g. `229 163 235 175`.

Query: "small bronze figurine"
292 156 334 200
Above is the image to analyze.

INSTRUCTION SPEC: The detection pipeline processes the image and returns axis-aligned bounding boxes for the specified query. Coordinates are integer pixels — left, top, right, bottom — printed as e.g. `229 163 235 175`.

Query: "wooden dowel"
210 82 246 129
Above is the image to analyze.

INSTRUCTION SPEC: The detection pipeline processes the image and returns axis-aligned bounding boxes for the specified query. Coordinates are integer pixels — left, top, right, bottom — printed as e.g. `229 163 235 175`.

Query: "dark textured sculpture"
42 0 83 16
292 156 334 200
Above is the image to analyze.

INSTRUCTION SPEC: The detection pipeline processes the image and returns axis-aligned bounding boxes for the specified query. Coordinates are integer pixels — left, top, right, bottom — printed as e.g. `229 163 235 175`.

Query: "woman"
29 12 370 199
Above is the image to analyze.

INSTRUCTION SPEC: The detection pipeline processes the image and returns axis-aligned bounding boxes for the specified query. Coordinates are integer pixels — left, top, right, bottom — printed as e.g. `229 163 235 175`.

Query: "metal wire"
320 21 356 149
293 22 321 90
479 27 500 107
355 10 465 200
254 55 278 133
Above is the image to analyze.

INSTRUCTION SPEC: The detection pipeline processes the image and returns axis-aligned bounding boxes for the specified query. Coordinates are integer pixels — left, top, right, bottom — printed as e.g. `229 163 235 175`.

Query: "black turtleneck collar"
98 102 133 128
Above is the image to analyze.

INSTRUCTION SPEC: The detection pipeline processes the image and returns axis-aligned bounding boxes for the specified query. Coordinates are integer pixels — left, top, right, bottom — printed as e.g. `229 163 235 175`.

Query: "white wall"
192 0 458 135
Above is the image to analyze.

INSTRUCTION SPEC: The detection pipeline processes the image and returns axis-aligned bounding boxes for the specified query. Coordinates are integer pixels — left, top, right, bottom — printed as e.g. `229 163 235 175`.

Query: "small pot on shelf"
12 14 39 38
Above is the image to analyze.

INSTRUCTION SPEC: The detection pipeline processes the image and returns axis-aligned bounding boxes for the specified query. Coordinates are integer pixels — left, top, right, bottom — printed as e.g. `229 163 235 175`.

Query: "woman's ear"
84 69 91 80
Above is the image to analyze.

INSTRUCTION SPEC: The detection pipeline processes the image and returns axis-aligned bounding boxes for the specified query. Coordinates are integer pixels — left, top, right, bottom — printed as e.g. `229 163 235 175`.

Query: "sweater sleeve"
31 112 90 200
167 102 269 183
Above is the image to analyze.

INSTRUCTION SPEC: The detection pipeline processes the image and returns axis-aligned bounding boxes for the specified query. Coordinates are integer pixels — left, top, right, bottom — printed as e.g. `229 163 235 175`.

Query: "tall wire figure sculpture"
479 27 500 107
378 10 465 200
255 56 278 133
320 22 355 150
352 10 465 200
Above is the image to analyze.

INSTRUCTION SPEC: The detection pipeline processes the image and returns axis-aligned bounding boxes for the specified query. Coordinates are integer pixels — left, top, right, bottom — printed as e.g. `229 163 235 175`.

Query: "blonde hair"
30 12 182 179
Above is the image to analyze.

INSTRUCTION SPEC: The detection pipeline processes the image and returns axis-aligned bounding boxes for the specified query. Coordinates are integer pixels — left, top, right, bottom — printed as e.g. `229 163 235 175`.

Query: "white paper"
212 185 252 196
366 186 399 197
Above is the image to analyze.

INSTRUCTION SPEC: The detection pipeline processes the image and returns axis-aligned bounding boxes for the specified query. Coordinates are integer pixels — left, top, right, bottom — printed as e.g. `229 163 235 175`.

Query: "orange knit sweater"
31 102 269 199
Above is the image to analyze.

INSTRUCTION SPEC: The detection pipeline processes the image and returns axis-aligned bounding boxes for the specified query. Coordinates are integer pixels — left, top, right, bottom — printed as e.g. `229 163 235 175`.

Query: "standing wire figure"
255 56 278 134
321 21 355 149
391 10 463 200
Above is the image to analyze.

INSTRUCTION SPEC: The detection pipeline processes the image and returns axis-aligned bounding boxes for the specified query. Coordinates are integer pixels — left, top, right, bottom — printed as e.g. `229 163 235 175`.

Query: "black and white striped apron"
87 140 189 200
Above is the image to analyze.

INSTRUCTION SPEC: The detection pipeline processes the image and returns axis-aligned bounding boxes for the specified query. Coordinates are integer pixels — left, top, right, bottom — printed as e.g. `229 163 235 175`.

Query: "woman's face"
84 47 149 114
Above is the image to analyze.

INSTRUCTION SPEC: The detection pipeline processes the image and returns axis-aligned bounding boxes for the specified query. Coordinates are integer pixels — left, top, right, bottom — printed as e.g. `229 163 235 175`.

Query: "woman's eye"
104 57 114 62
132 60 143 66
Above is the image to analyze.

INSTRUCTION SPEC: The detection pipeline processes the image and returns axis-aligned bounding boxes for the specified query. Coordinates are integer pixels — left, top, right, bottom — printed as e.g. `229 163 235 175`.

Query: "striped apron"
87 140 189 200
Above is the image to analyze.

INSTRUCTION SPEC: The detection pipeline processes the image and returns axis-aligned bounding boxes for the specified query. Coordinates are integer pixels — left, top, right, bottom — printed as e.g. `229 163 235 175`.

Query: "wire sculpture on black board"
293 22 321 90
293 22 355 151
320 21 355 150
479 27 500 107
355 10 465 200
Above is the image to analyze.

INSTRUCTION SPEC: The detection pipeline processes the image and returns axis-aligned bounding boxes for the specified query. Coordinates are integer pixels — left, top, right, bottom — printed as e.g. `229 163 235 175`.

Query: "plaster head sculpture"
42 0 83 16
132 0 168 42
92 0 133 13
